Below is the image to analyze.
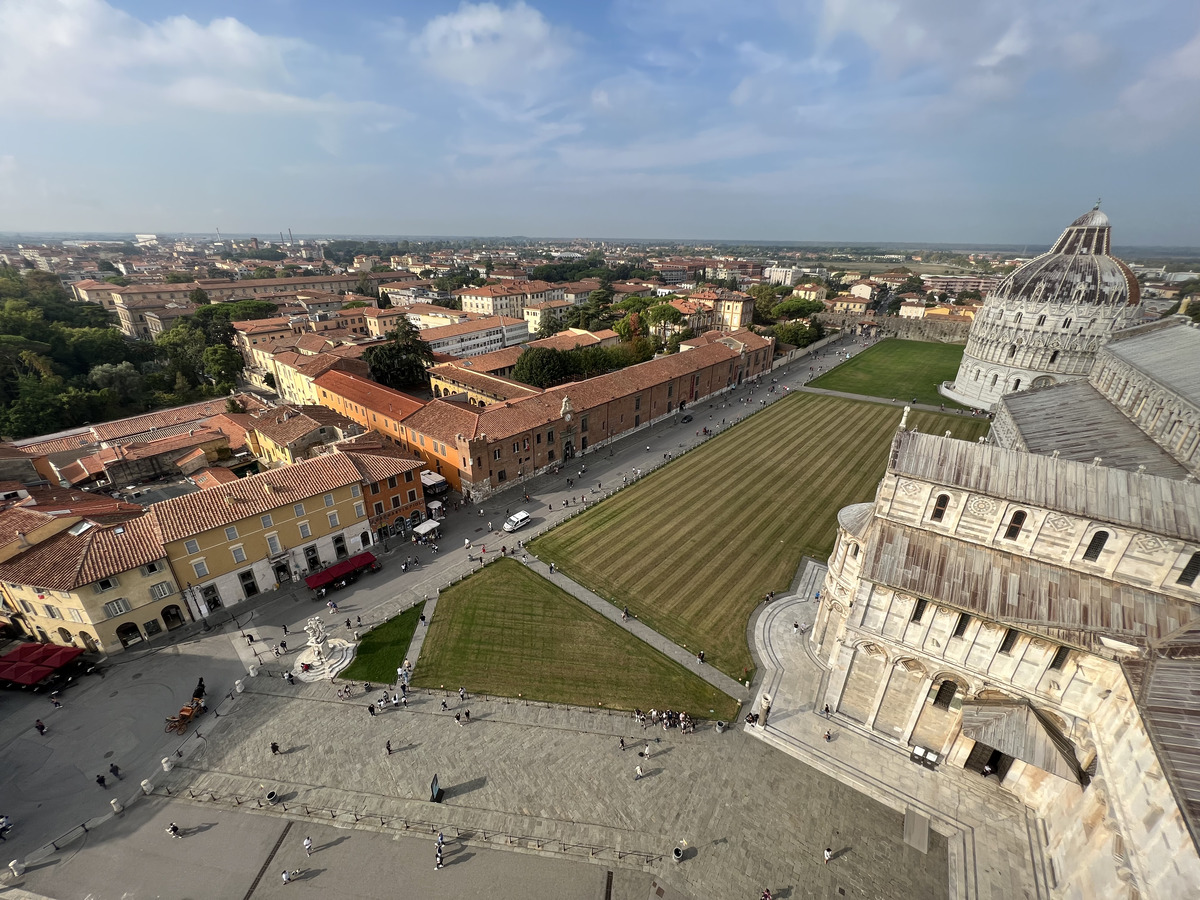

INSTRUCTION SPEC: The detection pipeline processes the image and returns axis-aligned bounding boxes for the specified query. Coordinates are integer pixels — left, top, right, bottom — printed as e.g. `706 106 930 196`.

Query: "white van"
502 511 531 532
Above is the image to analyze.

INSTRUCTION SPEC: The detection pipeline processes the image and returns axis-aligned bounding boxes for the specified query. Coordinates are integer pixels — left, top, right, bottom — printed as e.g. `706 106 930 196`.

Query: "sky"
1 0 1198 246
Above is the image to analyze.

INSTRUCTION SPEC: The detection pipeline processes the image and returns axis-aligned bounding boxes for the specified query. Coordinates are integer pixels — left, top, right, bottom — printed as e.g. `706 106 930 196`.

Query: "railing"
146 784 664 866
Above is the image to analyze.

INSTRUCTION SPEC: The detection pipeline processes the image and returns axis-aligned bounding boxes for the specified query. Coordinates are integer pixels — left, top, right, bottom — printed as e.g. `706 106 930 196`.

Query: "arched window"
933 680 958 710
991 374 998 387
1004 510 1026 540
1049 350 1059 365
1037 314 1046 326
850 543 859 559
930 494 950 522
1008 345 1017 359
1014 313 1022 324
1012 379 1021 391
1083 531 1109 561
1063 317 1072 329
1178 551 1200 588
973 369 980 382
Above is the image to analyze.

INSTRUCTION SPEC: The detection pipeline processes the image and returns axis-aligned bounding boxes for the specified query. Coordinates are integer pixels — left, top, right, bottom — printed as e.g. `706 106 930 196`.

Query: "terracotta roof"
312 370 425 421
420 317 525 342
151 453 366 543
344 451 425 482
232 317 294 334
443 346 524 373
0 513 165 590
428 365 542 401
90 395 266 443
12 433 97 456
253 406 358 446
189 467 241 489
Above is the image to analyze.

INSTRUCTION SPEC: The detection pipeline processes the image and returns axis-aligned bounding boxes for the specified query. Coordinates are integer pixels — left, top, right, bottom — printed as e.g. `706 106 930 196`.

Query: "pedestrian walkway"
521 558 750 703
744 561 1051 900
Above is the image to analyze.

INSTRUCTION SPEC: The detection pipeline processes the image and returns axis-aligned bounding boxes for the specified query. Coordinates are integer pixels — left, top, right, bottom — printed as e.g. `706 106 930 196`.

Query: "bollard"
141 779 154 795
248 665 258 677
110 798 123 814
235 679 245 693
10 860 25 878
161 757 174 772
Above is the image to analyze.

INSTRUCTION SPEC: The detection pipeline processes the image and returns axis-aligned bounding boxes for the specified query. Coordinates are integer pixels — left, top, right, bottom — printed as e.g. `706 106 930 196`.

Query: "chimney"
16 531 30 549
264 482 275 494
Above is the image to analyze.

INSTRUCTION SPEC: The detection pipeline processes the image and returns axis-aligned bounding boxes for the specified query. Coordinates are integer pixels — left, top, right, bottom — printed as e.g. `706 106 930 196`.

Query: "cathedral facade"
940 206 1143 411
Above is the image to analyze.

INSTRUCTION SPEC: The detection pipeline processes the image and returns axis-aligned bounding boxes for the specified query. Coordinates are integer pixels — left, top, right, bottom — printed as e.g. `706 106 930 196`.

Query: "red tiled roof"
190 467 241 489
151 453 366 542
312 370 426 421
0 513 165 590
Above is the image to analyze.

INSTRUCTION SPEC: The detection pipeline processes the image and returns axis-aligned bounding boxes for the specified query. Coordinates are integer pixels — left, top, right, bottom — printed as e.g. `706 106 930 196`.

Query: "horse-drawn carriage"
164 698 206 734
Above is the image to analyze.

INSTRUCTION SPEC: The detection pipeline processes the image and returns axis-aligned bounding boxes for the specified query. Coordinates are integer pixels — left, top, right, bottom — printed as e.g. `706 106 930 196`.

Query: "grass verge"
809 338 967 407
340 602 425 684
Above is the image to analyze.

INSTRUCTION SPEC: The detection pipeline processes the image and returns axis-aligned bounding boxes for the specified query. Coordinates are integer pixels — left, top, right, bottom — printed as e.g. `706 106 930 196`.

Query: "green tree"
362 319 434 390
164 272 193 284
251 266 277 279
89 361 145 404
155 322 207 387
202 344 244 387
613 311 648 342
103 275 130 286
97 260 118 273
356 272 378 297
773 298 825 320
341 300 368 309
189 287 210 305
511 347 572 388
536 314 559 339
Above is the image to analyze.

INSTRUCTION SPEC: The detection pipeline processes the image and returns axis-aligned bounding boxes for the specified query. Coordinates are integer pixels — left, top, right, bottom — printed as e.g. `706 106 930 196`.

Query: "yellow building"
0 509 186 653
251 406 363 468
151 453 376 614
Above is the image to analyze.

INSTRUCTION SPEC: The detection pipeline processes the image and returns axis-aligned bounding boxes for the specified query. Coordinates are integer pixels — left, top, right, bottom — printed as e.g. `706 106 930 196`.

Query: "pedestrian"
96 774 107 789
273 645 281 658
285 671 294 685
401 695 407 708
345 618 351 629
282 869 292 884
634 765 643 780
303 836 313 857
356 616 362 627
435 846 444 870
824 730 832 742
34 719 46 736
400 682 407 697
455 713 462 727
437 831 445 848
271 742 280 755
465 537 471 550
386 740 392 756
282 624 289 636
823 704 831 718
549 562 555 574
464 709 469 723
644 743 651 759
279 640 287 653
368 704 377 717
487 521 492 532
793 622 799 635
392 693 400 708
620 738 626 751
109 763 122 780
824 847 833 865
50 694 63 710
458 686 466 702
441 699 448 712
622 605 628 622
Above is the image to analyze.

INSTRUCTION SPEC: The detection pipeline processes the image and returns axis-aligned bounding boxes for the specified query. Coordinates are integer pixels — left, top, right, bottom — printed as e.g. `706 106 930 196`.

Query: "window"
1037 314 1046 326
225 526 239 541
407 490 416 502
498 470 507 482
405 471 413 482
327 511 339 528
231 545 247 564
1008 345 1016 359
351 484 360 498
953 613 971 638
19 599 33 614
93 576 119 593
930 494 950 522
547 429 554 443
141 561 161 575
261 514 273 528
323 493 335 507
103 597 132 618
354 502 365 518
1012 379 1021 391
1063 317 1072 329
1083 531 1109 562
991 374 998 387
1179 552 1200 587
581 416 588 432
387 475 397 489
1049 646 1070 670
68 608 84 623
239 570 259 598
910 598 928 623
933 680 958 710
493 449 501 461
1014 313 1022 324
1000 629 1019 654
390 496 401 509
298 521 312 539
536 433 542 444
1004 511 1026 540
1049 351 1059 365
294 503 305 517
192 560 209 578
150 581 173 600
374 501 384 515
635 395 642 411
45 605 62 619
266 534 282 555
371 482 381 495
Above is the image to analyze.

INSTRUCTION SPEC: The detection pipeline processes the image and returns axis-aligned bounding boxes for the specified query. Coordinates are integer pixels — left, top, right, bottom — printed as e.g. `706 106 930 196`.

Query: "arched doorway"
57 627 74 644
162 605 186 631
36 627 50 643
79 632 98 652
273 562 291 586
115 622 143 648
359 531 370 549
409 510 422 527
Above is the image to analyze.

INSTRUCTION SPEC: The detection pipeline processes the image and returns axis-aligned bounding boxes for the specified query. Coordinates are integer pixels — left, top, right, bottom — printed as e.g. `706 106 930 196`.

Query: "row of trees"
510 339 658 389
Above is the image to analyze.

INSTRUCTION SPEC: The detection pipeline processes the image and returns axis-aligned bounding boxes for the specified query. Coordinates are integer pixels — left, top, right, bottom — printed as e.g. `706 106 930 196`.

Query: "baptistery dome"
939 204 1142 411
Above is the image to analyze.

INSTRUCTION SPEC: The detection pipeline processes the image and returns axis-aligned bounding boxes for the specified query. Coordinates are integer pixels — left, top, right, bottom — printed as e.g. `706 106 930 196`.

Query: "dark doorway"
273 563 291 585
333 535 348 559
116 622 143 648
239 570 260 599
162 605 186 630
964 740 1014 781
201 585 222 612
304 545 321 571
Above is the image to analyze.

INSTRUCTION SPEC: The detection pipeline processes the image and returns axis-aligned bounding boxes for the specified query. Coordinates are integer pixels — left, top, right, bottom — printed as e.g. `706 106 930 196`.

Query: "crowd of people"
634 707 695 735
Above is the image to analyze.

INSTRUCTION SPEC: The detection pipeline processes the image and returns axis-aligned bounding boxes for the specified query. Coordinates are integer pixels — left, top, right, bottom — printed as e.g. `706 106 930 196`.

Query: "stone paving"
131 659 949 900
745 560 1053 900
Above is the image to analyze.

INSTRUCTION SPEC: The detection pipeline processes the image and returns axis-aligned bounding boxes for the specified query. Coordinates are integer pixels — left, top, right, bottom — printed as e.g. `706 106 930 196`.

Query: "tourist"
271 742 280 755
34 719 46 736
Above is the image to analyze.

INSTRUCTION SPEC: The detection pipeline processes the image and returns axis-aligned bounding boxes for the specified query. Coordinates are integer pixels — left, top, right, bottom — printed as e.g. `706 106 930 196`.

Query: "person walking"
34 719 46 736
271 742 281 755
435 846 444 870
109 763 122 780
643 743 651 759
454 713 462 727
303 836 313 857
458 686 466 702
441 699 448 712
282 624 289 636
281 869 292 885
619 738 626 752
634 765 643 780
95 774 107 789
367 704 377 717
437 831 444 849
50 694 63 710
385 740 392 756
165 822 182 839
464 710 470 723
824 847 833 865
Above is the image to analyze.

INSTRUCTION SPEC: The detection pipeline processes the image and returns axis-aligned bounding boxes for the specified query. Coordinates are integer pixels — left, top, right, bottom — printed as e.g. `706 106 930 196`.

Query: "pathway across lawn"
530 393 990 680
809 338 967 407
412 558 738 721
341 601 425 684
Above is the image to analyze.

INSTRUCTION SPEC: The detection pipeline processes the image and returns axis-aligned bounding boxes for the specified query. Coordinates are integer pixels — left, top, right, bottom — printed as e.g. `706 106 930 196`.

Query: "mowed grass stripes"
809 338 967 407
531 393 991 679
412 558 739 720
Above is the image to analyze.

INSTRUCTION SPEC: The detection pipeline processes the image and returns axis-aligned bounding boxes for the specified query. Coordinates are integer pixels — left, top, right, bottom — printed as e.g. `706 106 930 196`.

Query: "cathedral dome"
992 204 1137 308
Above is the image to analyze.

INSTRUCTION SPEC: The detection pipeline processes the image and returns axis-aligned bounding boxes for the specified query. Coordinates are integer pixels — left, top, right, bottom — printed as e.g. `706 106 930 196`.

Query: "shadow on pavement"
444 775 487 799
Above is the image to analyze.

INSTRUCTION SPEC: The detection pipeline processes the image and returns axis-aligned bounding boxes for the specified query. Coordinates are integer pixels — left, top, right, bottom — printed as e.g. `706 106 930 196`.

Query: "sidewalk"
744 560 1051 900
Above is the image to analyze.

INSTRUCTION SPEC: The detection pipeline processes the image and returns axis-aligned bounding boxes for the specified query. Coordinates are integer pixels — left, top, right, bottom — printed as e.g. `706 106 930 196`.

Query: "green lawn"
530 393 991 680
411 558 739 721
340 602 425 683
809 338 967 407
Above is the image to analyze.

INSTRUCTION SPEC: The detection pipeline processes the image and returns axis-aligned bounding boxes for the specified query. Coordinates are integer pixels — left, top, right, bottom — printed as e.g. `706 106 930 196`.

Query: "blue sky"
1 0 1198 245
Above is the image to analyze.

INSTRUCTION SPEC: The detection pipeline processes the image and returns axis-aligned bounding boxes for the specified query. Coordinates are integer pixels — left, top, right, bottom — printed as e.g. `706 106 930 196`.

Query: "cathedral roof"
988 205 1138 307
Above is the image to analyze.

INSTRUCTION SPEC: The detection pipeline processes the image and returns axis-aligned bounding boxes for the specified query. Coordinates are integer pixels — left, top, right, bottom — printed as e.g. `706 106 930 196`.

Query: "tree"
103 275 130 286
536 314 559 339
645 303 683 337
189 288 210 305
89 361 145 404
511 347 572 388
155 322 207 386
202 344 244 387
97 260 118 273
613 310 648 342
341 300 368 309
164 272 193 284
251 266 277 279
773 298 825 320
356 272 378 297
362 319 434 390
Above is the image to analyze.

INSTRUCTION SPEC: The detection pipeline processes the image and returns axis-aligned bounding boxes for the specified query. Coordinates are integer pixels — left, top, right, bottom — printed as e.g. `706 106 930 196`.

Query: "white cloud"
1095 27 1200 148
0 0 359 119
412 2 572 91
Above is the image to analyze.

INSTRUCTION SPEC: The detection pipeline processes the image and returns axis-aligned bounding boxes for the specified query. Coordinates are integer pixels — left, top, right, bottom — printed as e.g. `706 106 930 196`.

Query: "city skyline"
1 0 1198 245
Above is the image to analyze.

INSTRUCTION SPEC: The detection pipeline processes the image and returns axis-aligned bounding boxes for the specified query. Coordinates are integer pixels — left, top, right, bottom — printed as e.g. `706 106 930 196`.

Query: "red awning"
0 643 85 684
304 551 377 590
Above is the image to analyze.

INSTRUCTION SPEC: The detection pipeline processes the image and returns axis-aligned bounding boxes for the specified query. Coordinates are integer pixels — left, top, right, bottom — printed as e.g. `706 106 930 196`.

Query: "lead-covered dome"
991 203 1139 307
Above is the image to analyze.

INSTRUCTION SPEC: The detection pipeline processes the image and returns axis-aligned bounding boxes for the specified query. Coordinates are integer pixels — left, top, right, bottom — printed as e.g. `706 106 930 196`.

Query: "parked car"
680 414 693 423
503 511 531 532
